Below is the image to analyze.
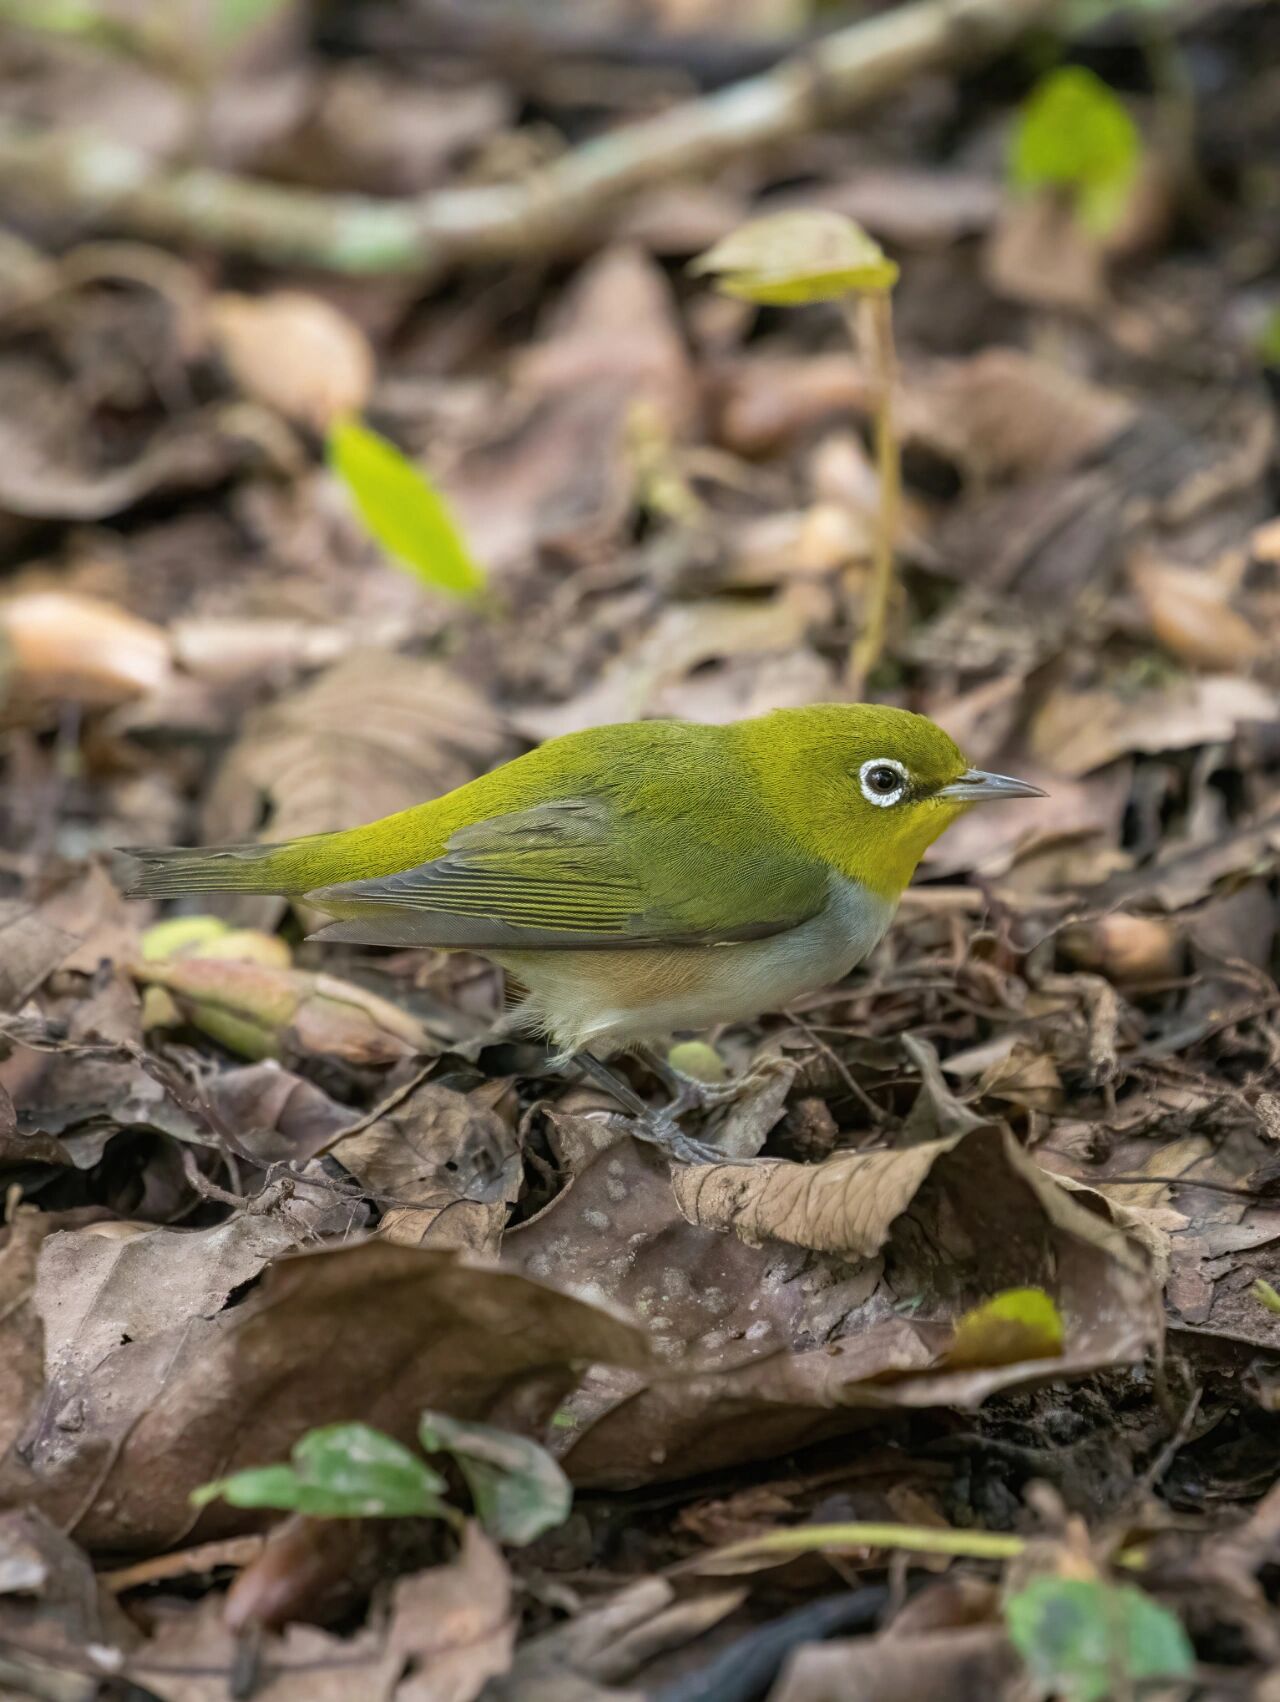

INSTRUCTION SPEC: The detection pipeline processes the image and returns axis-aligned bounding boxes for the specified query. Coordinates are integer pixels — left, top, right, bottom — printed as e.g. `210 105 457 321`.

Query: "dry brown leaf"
34 1213 335 1401
210 290 375 432
985 191 1107 313
1059 913 1183 983
330 1077 521 1252
514 588 825 741
390 1524 515 1702
1031 675 1280 777
0 590 172 705
1130 553 1265 669
508 1054 1161 1492
0 396 243 522
444 246 694 575
904 348 1134 484
5 1243 650 1552
716 355 874 456
0 1508 136 1657
203 649 515 851
0 1212 45 1462
487 1575 725 1702
128 1593 400 1702
202 1061 357 1166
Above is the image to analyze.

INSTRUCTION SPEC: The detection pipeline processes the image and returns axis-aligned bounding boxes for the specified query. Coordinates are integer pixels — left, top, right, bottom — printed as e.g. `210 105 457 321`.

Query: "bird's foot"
625 1107 730 1166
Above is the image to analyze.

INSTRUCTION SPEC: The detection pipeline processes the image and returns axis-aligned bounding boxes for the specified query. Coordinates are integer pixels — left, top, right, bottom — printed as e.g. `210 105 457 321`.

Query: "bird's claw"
629 1109 729 1166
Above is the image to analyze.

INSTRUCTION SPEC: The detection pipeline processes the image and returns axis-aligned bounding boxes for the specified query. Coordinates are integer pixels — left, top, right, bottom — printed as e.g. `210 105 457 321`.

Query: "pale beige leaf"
1130 554 1264 669
210 290 375 431
0 590 171 704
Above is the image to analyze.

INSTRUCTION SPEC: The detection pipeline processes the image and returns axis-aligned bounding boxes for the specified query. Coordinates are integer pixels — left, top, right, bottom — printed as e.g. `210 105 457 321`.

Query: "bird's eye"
858 758 908 807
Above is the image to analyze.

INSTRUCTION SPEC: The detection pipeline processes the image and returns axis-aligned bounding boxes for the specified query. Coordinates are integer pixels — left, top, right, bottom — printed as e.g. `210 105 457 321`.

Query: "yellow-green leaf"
141 915 230 961
327 417 484 599
690 210 898 305
1010 66 1140 237
946 1286 1064 1370
1253 1278 1280 1315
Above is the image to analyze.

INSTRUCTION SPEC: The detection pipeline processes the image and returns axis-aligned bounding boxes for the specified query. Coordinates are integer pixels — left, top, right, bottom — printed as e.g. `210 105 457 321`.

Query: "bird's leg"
570 1050 729 1165
635 1045 752 1113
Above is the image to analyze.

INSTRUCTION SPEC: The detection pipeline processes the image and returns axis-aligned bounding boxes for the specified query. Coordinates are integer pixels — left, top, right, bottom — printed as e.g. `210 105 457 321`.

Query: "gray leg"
573 1050 731 1165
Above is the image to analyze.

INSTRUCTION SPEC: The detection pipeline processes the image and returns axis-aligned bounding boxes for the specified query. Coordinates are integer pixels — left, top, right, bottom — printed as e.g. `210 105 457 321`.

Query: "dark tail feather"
113 841 302 899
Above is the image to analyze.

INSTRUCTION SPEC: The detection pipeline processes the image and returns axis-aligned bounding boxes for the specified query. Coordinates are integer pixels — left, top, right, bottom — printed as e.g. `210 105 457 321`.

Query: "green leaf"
1010 66 1141 236
213 0 291 48
327 418 484 599
946 1286 1065 1370
192 1422 449 1520
1258 308 1280 369
690 210 898 304
1006 1576 1195 1702
1252 1277 1280 1314
141 915 230 961
419 1411 571 1547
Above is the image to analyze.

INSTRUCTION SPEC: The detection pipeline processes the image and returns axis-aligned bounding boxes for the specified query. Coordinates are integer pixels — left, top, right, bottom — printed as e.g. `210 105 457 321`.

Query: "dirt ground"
0 0 1278 1697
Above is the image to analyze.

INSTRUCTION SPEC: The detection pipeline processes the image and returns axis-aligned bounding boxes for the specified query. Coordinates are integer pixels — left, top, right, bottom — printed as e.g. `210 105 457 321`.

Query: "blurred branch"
0 0 1063 275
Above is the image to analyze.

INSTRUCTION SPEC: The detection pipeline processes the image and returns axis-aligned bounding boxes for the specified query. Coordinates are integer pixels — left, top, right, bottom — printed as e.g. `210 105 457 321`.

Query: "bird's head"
736 704 1044 901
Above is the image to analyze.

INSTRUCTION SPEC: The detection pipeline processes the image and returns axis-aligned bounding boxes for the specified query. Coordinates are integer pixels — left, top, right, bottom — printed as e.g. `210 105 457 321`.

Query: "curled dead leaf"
0 590 172 705
1130 553 1264 670
130 957 432 1065
904 348 1134 483
1060 913 1182 983
1030 674 1280 777
210 290 375 431
204 649 515 852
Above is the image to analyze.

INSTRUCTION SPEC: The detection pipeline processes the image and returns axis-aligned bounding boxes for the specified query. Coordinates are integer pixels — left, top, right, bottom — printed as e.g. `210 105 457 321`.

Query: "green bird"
119 704 1042 1161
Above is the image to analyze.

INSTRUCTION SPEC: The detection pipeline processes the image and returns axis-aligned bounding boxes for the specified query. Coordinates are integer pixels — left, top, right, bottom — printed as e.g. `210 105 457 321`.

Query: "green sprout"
192 1413 570 1547
692 210 901 687
1005 1575 1194 1701
1010 66 1141 237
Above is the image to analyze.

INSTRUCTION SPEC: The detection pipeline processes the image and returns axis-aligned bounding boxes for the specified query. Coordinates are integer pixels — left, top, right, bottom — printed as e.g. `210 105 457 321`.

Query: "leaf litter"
0 1 1278 1697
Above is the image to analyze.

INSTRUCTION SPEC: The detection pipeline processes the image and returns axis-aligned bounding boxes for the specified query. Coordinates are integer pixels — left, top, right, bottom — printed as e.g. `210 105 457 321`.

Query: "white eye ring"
859 757 908 807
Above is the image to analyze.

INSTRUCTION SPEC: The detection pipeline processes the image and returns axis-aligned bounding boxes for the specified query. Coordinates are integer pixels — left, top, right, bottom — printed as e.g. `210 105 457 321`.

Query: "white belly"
498 876 894 1055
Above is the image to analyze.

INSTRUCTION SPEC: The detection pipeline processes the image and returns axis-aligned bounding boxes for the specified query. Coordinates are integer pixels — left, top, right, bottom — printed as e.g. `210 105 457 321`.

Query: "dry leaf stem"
0 0 1061 274
847 293 901 687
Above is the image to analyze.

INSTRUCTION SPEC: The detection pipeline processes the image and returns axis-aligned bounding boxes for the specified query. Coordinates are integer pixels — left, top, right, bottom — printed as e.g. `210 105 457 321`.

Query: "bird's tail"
114 839 317 899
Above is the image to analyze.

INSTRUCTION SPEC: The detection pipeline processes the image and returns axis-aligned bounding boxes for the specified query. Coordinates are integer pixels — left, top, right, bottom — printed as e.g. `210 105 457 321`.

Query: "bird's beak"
936 768 1047 803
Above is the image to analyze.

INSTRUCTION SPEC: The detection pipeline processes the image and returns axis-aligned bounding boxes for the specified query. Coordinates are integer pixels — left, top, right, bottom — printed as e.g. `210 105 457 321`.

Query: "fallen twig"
0 0 1061 274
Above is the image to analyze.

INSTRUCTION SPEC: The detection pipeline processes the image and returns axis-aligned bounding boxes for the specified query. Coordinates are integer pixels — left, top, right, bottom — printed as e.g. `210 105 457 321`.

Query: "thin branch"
0 0 1062 275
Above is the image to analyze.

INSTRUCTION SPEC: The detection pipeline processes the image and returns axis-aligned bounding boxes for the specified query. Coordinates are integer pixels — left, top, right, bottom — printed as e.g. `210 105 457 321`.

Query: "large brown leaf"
5 1241 649 1553
505 1051 1162 1491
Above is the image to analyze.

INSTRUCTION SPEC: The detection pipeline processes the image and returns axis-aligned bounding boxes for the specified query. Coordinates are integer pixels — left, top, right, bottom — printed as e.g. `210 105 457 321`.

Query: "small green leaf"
192 1423 449 1520
327 418 484 599
1006 1575 1194 1702
1010 66 1141 236
947 1286 1065 1370
213 0 291 48
1252 1277 1280 1314
419 1411 571 1547
1257 308 1280 369
690 210 898 304
141 915 230 961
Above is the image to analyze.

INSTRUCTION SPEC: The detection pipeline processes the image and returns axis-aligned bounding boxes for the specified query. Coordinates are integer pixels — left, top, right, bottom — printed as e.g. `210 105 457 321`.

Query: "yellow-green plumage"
119 704 1039 1055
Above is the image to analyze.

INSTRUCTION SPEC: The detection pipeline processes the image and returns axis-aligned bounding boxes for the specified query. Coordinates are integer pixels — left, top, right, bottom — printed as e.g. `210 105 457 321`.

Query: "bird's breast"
498 875 895 1054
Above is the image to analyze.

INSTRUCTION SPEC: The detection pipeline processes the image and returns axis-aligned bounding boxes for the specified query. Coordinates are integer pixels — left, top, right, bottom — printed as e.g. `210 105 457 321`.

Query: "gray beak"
937 768 1047 803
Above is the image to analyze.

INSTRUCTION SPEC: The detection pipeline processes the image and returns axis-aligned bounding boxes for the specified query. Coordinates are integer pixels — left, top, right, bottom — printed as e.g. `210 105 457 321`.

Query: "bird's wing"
304 796 825 951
